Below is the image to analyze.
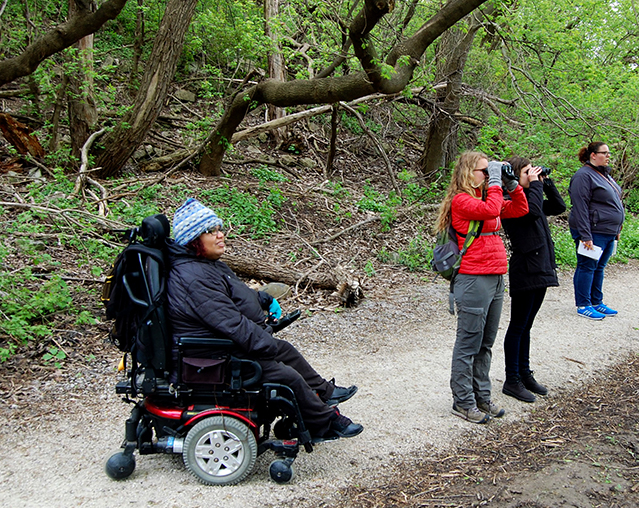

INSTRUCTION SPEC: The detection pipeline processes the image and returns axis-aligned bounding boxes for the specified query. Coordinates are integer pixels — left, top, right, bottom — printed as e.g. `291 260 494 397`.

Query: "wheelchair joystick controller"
266 309 301 333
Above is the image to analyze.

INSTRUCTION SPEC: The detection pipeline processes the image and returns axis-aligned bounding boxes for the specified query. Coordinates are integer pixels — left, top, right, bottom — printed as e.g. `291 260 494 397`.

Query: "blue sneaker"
594 303 618 316
577 306 606 320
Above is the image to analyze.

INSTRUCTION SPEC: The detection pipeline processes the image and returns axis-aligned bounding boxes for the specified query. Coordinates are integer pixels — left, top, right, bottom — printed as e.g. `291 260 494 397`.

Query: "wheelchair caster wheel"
269 460 294 483
105 451 136 480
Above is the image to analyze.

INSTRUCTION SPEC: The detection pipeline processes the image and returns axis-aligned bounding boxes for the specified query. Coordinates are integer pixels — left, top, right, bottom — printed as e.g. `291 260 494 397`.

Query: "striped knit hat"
173 198 223 246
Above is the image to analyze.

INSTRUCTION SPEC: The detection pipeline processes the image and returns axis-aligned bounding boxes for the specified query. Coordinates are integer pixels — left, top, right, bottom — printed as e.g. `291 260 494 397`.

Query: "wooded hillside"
1 0 639 363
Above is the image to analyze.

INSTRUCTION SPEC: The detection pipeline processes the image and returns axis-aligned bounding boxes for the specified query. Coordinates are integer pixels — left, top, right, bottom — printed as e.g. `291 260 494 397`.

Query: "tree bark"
94 0 198 178
130 0 145 82
67 0 98 162
223 253 338 290
0 0 128 87
265 0 286 146
418 7 493 176
198 0 488 177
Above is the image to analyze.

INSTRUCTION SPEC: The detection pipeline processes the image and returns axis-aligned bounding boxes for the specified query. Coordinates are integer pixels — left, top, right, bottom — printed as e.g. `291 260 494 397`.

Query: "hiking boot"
522 372 548 396
328 409 363 438
577 306 605 320
477 400 505 418
451 403 490 424
594 303 618 316
502 380 536 403
325 379 358 407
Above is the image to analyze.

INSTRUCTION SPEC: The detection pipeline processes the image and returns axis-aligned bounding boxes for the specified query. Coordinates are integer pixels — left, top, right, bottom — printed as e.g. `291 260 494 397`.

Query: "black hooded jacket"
166 242 278 359
502 179 566 293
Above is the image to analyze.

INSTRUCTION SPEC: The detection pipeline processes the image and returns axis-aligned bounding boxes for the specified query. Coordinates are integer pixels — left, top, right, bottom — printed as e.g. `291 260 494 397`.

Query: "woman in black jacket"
501 158 566 403
166 198 363 439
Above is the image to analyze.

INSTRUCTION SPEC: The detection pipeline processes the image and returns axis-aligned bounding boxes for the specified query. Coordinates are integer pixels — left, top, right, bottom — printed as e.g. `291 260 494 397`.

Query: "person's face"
519 164 532 188
472 158 488 186
200 226 226 260
591 145 610 166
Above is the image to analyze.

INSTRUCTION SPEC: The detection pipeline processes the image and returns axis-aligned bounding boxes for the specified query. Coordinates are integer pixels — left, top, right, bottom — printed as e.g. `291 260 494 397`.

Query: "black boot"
522 372 548 396
503 379 536 403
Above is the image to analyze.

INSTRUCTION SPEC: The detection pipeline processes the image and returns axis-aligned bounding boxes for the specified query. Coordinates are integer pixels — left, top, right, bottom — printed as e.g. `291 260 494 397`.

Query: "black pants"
258 339 335 437
503 288 547 383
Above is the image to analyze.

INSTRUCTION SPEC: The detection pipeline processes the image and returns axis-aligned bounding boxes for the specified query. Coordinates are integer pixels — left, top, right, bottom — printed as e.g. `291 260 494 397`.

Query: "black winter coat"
166 242 278 359
502 179 566 293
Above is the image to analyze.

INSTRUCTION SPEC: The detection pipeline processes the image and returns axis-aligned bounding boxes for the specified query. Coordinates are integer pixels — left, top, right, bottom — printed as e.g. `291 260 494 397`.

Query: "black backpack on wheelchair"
103 214 317 485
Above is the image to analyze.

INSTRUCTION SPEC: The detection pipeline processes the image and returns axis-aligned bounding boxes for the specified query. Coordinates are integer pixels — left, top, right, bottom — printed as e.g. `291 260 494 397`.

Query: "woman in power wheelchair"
105 201 362 486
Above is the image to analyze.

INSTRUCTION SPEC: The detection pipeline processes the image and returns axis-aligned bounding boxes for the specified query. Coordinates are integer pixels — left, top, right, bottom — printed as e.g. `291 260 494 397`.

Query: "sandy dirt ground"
1 262 638 508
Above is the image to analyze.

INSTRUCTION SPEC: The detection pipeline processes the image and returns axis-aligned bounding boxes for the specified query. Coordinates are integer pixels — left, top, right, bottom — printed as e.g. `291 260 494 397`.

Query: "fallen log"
223 252 338 290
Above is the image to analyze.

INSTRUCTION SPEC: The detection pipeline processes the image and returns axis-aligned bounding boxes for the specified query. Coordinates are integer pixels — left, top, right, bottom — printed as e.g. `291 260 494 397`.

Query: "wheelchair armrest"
177 337 236 349
230 357 262 389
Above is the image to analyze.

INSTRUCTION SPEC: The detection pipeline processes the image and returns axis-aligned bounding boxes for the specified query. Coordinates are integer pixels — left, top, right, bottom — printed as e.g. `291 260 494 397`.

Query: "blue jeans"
571 230 616 307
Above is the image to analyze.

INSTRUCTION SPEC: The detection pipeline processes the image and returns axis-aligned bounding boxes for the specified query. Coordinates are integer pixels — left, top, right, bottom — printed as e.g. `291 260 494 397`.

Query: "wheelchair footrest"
260 439 301 458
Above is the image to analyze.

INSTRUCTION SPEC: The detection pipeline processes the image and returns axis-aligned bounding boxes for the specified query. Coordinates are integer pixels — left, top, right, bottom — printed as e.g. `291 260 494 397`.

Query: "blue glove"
269 299 282 320
487 161 502 188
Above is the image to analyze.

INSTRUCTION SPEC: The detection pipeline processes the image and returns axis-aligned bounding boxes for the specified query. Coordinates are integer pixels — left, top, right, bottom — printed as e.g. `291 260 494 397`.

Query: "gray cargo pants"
450 273 504 409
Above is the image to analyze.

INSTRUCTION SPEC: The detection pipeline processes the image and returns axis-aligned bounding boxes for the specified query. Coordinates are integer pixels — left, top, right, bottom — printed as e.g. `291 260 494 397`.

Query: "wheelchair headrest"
140 214 170 248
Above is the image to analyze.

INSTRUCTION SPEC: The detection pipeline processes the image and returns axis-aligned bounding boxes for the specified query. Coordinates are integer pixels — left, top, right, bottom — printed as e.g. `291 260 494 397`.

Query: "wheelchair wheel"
183 416 257 486
269 459 294 483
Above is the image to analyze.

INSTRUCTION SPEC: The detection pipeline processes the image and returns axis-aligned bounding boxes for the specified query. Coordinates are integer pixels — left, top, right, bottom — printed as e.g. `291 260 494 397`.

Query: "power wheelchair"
104 214 330 486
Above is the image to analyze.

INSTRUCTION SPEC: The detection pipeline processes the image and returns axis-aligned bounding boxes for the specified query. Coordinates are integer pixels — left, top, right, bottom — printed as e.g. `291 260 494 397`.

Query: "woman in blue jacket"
568 142 624 320
502 157 566 403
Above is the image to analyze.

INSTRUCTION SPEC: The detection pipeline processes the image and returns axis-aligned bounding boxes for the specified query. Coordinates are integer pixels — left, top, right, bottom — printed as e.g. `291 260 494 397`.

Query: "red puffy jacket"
452 185 528 275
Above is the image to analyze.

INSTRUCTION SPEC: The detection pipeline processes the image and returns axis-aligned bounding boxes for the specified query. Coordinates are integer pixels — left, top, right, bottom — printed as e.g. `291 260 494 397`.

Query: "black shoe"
503 380 536 403
522 373 548 396
329 410 363 438
325 380 358 407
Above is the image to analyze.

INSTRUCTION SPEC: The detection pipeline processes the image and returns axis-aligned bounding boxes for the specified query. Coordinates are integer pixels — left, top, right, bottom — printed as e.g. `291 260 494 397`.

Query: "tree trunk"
418 8 494 176
67 0 98 162
94 0 198 178
264 0 286 146
198 0 488 177
129 0 145 86
0 0 128 87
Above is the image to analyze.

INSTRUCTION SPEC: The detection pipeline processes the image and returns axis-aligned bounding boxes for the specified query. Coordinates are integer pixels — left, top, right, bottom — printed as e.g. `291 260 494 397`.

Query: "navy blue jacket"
568 163 624 241
503 179 566 293
166 242 278 360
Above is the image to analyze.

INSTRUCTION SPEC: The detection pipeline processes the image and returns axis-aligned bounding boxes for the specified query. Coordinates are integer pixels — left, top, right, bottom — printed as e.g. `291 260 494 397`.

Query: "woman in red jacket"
435 151 529 424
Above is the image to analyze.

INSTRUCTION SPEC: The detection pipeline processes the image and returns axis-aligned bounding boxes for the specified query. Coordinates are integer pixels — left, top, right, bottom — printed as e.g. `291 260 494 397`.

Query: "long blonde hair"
435 151 488 233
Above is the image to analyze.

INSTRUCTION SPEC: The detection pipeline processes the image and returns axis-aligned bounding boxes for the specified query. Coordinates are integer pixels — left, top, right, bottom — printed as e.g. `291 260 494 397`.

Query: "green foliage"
550 223 577 267
340 112 382 135
397 169 445 205
364 259 376 277
42 346 67 369
378 236 432 272
0 270 73 359
251 166 288 183
624 189 639 215
110 197 159 226
189 0 272 70
616 215 639 262
200 185 279 238
356 184 401 229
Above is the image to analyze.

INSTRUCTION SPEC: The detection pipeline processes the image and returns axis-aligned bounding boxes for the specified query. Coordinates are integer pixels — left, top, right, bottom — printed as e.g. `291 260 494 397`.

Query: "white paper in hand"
578 241 603 260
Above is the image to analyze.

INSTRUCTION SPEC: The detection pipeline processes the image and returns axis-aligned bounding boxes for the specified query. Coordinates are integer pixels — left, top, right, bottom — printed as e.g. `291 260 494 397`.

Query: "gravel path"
2 262 638 507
